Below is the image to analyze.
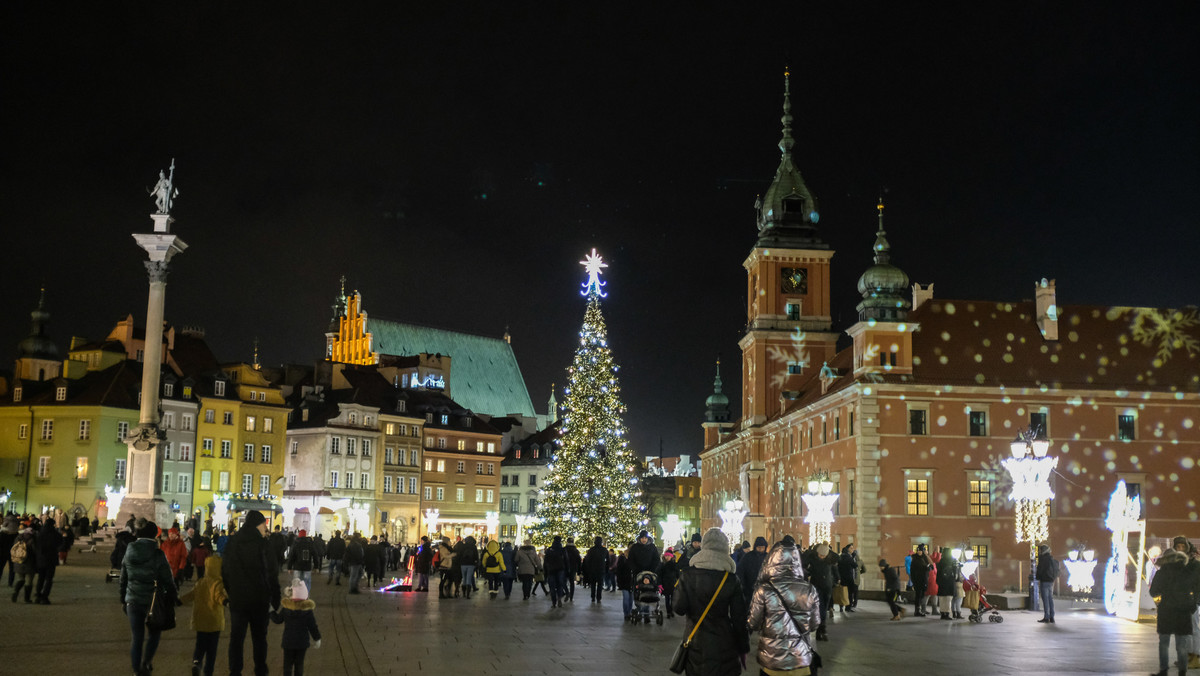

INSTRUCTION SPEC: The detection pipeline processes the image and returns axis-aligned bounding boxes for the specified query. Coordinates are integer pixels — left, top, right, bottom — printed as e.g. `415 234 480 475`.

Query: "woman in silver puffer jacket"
747 541 821 673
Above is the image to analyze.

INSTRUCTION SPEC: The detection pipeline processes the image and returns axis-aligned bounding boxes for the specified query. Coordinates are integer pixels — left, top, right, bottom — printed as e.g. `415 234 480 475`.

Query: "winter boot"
940 612 951 620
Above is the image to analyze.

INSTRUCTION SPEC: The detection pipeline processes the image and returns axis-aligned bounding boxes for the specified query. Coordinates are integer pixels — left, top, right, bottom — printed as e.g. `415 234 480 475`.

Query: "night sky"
3 5 1197 461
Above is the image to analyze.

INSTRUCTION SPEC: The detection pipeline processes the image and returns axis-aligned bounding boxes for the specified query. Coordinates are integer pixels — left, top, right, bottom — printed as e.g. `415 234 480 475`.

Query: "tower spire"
779 66 794 158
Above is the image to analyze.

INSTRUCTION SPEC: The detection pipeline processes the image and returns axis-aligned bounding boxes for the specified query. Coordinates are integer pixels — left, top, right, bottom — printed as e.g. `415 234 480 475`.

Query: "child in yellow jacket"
180 554 227 676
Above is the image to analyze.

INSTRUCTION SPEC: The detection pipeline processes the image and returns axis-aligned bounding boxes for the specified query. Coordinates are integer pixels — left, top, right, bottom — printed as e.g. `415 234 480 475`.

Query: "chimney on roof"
1035 278 1058 341
912 283 934 311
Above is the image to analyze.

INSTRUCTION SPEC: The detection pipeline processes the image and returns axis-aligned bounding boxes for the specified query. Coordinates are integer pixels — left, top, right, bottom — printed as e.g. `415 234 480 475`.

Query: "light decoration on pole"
659 514 690 548
424 508 440 538
1001 426 1056 554
349 502 369 535
212 494 230 529
105 484 127 522
959 548 979 579
1064 545 1098 594
514 514 539 544
485 511 499 539
1102 479 1145 621
532 250 645 545
801 475 838 546
718 500 748 552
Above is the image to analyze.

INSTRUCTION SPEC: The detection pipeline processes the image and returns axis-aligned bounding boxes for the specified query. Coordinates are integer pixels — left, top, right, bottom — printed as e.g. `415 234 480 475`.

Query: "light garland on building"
718 500 748 552
1102 479 1144 621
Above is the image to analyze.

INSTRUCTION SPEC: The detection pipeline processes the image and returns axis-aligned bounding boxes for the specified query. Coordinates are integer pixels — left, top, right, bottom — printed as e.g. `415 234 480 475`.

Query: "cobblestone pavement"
0 549 1164 675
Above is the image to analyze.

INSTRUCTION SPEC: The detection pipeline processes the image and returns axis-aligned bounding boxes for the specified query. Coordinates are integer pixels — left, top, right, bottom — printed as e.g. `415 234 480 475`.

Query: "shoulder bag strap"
684 571 729 646
768 582 804 634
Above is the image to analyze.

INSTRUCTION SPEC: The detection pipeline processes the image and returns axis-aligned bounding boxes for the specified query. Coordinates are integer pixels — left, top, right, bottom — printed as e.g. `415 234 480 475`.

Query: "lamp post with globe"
1002 426 1056 610
801 474 839 547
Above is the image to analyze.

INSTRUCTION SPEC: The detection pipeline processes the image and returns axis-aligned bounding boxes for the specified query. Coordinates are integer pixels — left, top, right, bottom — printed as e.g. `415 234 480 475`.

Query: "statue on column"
149 159 179 214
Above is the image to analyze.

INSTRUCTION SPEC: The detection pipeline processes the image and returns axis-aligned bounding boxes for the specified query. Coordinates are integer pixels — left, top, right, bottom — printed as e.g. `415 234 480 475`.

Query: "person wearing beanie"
564 536 582 602
627 530 660 621
287 529 317 590
736 536 770 607
1035 544 1058 624
271 578 321 676
120 519 175 676
223 511 281 676
732 540 751 565
659 548 679 619
674 528 749 674
180 555 228 676
678 531 703 570
880 558 905 620
582 536 608 603
803 542 840 641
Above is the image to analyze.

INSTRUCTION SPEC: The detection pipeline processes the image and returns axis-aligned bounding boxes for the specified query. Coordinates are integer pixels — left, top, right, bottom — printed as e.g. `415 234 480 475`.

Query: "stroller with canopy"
963 575 1003 623
632 570 665 625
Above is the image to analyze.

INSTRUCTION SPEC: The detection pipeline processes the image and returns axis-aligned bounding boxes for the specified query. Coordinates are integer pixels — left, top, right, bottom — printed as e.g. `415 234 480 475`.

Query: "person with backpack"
1035 544 1059 624
10 527 37 603
481 538 506 598
286 529 317 589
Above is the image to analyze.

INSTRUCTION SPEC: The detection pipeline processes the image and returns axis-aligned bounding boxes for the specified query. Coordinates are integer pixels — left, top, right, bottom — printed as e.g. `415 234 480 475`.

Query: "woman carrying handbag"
748 539 822 676
673 528 750 676
119 519 176 676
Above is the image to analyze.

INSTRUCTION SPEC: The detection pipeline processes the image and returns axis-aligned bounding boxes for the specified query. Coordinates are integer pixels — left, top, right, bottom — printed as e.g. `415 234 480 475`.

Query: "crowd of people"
5 509 1199 676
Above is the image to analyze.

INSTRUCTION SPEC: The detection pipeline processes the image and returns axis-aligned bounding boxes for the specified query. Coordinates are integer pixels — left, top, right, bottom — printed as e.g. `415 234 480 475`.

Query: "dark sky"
3 4 1197 460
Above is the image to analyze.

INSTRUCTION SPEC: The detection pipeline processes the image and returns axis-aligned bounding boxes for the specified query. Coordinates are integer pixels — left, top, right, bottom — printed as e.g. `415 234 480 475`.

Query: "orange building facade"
699 75 1200 592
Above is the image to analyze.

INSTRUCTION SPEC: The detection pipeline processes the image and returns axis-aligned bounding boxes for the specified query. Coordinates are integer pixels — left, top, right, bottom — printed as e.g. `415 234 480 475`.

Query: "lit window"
264 417 273 433
486 489 493 503
456 488 464 502
218 471 230 491
75 457 88 479
475 488 483 502
970 544 989 567
441 415 449 425
245 416 256 432
458 439 466 451
436 459 445 473
906 478 929 516
200 470 212 491
487 442 495 453
969 480 992 516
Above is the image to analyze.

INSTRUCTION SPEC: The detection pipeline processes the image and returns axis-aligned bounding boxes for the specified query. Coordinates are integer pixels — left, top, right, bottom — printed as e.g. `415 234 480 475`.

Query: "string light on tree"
532 250 645 545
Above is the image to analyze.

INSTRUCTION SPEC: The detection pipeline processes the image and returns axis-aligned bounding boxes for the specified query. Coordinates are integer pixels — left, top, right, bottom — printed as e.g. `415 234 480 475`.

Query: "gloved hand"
313 639 322 649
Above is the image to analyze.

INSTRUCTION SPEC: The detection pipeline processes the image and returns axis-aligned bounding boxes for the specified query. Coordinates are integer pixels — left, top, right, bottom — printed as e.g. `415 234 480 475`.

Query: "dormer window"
214 381 226 397
13 387 22 402
397 401 407 413
55 386 67 401
349 412 357 425
462 416 472 428
440 414 449 425
164 383 174 397
515 448 521 459
533 447 539 459
183 386 192 398
426 413 433 423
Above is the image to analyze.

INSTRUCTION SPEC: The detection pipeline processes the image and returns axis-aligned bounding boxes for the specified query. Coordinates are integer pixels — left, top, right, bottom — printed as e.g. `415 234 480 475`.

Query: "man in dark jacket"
581 536 608 602
345 534 366 593
325 531 346 585
803 542 840 641
268 525 287 566
910 544 931 616
1150 547 1195 675
736 536 770 605
542 536 568 607
881 559 905 620
564 537 582 601
286 529 317 589
1035 544 1058 623
628 530 660 576
34 517 63 604
676 532 702 570
223 510 281 676
837 543 864 611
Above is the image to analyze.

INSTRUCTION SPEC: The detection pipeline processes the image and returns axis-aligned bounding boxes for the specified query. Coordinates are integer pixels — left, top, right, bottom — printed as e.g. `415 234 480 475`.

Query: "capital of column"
145 260 171 283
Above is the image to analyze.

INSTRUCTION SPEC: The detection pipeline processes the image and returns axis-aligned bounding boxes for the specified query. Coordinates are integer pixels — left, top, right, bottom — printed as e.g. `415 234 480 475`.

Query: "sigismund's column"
119 160 188 527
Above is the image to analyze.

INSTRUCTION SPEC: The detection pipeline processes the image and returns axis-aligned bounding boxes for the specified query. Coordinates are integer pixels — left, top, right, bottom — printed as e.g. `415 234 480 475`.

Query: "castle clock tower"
740 69 840 425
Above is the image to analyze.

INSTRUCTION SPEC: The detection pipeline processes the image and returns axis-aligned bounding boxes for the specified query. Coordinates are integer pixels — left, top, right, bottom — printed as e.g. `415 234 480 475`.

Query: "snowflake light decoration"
1125 307 1200 363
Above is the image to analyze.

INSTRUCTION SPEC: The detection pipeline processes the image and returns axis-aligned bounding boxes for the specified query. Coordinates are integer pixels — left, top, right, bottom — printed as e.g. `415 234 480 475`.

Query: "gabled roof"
2 360 144 409
365 318 535 419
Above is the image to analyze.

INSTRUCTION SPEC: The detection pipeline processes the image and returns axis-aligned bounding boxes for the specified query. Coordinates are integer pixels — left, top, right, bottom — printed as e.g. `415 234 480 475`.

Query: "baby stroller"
632 570 664 625
963 576 1003 623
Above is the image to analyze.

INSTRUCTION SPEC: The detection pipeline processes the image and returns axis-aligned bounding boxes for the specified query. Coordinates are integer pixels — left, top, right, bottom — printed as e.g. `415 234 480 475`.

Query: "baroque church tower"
739 69 840 425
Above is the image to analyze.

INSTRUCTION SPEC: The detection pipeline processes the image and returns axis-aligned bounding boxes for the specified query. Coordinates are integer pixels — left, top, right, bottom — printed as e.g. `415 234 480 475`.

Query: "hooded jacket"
543 538 566 574
272 596 321 649
500 542 517 579
1149 549 1197 635
481 540 506 574
119 537 175 606
161 530 188 574
514 544 540 576
747 544 820 672
673 529 749 676
181 555 228 632
222 523 282 612
736 537 770 603
935 548 960 596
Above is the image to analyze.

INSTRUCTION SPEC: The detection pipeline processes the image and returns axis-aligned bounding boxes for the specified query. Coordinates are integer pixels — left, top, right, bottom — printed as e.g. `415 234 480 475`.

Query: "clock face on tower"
781 267 808 294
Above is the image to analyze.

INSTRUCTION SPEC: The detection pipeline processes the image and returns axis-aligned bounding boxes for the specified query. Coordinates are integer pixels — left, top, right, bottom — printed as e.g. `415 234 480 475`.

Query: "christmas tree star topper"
580 248 608 297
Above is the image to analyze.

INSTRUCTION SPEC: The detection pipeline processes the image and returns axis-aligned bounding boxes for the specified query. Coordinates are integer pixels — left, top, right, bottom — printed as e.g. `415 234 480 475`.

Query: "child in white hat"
271 578 321 675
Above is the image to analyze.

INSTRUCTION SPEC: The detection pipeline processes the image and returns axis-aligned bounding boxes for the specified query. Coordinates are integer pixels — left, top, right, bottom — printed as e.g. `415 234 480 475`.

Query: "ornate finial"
580 248 608 297
38 285 46 309
253 337 261 370
149 159 179 215
339 275 346 298
779 67 794 157
877 195 885 231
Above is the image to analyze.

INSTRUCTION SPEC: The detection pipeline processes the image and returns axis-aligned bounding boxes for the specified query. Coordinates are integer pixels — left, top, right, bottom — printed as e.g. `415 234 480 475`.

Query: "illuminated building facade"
499 421 558 542
698 72 1200 591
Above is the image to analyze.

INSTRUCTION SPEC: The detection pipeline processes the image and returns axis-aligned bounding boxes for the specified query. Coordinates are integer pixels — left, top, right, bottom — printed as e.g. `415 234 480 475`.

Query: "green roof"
365 318 536 419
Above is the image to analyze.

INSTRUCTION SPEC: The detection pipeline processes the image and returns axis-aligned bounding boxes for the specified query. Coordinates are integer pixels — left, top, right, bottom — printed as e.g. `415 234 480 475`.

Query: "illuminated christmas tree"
531 249 645 545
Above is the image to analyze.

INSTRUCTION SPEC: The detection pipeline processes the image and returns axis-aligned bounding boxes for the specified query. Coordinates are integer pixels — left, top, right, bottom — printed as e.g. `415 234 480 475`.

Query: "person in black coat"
34 517 63 603
325 531 346 584
222 511 282 676
564 537 582 602
881 559 905 620
628 530 660 576
659 549 680 619
803 542 839 641
542 536 568 607
673 528 749 676
1035 544 1058 623
909 544 931 616
736 536 769 606
1149 547 1195 676
581 536 609 603
271 578 321 676
935 547 960 620
837 543 864 612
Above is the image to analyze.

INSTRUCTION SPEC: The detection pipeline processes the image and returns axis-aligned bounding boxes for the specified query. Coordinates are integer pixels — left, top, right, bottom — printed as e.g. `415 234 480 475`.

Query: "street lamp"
1064 545 1097 593
659 513 690 548
801 474 838 546
105 484 127 524
424 508 440 538
514 513 538 544
485 511 499 540
718 500 747 552
1002 426 1056 549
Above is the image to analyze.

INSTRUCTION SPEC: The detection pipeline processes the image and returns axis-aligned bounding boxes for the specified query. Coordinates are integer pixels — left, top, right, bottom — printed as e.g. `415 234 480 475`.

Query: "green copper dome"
856 202 912 322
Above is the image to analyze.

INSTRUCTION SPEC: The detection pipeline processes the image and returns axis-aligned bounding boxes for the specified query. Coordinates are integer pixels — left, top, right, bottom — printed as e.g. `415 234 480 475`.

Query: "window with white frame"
330 437 341 455
486 489 493 503
907 404 929 435
163 472 173 493
56 386 67 401
288 474 297 489
36 456 50 478
245 416 256 432
424 486 432 500
475 488 483 502
242 474 252 493
163 412 174 429
346 472 355 489
259 475 269 495
264 417 273 433
409 477 417 494
223 411 232 425
78 419 91 440
330 471 339 488
115 458 126 481
261 445 272 463
487 463 495 475
456 487 464 502
218 471 230 491
164 382 174 397
487 442 495 453
178 473 190 494
40 419 54 441
200 470 212 491
347 438 357 456
204 409 215 423
221 440 232 458
436 487 444 501
436 460 445 473
181 414 193 431
384 476 392 493
362 439 371 457
163 442 173 460
437 437 446 449
17 424 28 439
214 381 225 396
244 443 255 462
290 440 298 456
